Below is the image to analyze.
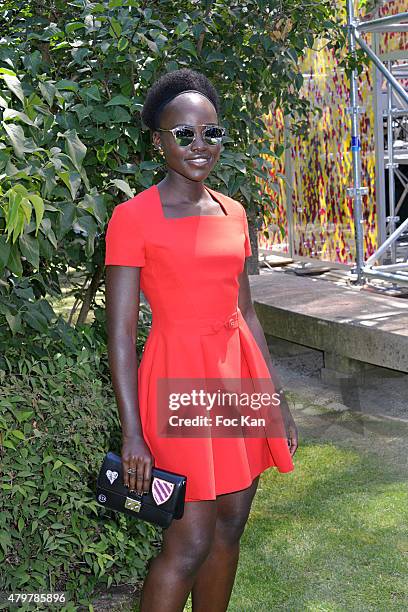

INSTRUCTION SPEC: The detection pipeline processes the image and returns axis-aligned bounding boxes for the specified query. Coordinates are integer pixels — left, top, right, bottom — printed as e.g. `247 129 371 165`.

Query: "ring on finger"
127 468 137 475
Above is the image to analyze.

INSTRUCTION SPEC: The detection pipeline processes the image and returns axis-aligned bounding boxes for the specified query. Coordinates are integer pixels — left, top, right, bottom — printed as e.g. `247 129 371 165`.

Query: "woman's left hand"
278 391 298 457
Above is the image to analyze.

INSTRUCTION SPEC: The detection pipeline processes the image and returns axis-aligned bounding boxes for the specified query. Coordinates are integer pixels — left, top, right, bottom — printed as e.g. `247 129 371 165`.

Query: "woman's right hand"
121 434 155 495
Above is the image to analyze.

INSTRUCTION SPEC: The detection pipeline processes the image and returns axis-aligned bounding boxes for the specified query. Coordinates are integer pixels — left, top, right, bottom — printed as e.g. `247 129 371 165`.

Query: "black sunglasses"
157 124 226 147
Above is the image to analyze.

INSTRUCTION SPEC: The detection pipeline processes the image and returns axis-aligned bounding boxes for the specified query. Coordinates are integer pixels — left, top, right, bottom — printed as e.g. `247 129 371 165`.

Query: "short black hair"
141 68 221 131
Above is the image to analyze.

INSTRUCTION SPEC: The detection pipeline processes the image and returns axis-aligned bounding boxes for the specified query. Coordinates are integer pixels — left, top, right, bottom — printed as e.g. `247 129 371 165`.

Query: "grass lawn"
224 439 408 611
179 441 408 612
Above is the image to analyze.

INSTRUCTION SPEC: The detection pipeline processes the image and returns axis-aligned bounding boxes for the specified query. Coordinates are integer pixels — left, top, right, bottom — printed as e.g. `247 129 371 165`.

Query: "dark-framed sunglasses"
157 124 226 147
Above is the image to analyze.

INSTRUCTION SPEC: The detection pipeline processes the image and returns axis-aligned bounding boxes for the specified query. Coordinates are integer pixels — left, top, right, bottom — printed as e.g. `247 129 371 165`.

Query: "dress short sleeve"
105 203 146 267
242 207 252 257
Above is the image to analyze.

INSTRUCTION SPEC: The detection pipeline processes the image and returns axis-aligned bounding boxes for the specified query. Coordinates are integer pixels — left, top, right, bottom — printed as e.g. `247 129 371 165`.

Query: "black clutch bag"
96 451 187 529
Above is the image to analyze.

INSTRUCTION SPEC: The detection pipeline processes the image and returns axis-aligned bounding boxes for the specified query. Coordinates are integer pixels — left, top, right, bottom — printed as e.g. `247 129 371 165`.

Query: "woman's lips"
186 158 211 167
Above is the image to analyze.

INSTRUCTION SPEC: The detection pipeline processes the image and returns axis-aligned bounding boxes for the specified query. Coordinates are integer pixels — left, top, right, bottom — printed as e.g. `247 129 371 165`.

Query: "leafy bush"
0 331 159 609
0 0 344 340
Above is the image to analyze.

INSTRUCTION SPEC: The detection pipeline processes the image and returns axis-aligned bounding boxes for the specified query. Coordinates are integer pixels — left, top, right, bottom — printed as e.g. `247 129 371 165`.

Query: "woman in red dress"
105 68 298 611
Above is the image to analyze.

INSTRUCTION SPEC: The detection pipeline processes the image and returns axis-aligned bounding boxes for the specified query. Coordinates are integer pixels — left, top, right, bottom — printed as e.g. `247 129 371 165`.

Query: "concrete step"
249 268 408 374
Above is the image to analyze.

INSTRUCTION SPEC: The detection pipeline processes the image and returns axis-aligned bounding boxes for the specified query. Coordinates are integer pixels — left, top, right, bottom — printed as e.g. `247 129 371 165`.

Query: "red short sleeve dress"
105 183 294 501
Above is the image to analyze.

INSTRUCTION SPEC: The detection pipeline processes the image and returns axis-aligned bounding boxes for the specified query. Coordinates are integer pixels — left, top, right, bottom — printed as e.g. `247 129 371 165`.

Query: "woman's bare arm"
238 258 298 456
237 259 283 390
105 265 154 493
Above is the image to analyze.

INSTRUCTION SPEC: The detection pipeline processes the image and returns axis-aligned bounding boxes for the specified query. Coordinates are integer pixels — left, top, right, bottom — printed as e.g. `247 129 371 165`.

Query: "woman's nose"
191 129 208 150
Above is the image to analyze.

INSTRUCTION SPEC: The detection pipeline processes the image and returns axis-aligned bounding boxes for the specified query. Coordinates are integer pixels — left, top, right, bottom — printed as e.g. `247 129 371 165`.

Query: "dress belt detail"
154 309 240 335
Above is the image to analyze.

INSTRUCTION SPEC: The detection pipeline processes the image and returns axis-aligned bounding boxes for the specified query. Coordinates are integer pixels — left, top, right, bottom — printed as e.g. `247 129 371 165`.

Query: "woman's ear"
152 131 162 150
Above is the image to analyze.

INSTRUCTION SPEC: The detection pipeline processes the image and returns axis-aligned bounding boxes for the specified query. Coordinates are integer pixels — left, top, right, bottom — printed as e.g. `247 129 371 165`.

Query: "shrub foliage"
0 334 159 606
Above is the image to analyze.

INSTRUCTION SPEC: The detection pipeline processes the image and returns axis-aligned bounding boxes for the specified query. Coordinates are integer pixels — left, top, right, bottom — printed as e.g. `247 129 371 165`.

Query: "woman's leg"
139 499 217 612
190 475 260 612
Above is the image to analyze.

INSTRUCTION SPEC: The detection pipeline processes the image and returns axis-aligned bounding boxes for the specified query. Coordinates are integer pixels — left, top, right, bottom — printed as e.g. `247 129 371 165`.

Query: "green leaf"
56 201 75 237
42 455 54 464
5 188 22 231
139 161 161 171
58 171 82 200
19 233 40 268
109 17 122 38
0 67 16 76
27 194 45 233
80 193 107 224
2 122 37 158
10 429 25 440
20 197 32 224
23 306 49 333
39 218 57 249
287 48 298 62
3 109 35 126
63 463 80 474
15 410 34 423
65 21 86 35
5 312 22 334
205 51 224 63
71 103 93 122
55 79 79 92
295 73 304 89
115 163 137 174
175 22 188 36
274 144 284 158
39 81 56 106
117 37 129 52
110 106 131 123
80 85 101 102
178 39 197 57
61 130 87 172
0 74 25 103
0 234 11 267
2 439 16 449
6 244 23 276
23 50 42 76
146 39 158 54
52 460 63 471
111 179 134 198
106 95 130 107
76 215 97 241
102 128 121 144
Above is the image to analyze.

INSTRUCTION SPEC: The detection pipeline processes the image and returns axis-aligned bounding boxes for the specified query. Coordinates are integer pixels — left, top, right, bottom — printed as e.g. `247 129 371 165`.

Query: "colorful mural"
259 0 407 264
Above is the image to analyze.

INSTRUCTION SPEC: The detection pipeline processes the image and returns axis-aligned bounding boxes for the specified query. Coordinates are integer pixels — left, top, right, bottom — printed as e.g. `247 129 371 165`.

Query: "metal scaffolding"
346 1 408 285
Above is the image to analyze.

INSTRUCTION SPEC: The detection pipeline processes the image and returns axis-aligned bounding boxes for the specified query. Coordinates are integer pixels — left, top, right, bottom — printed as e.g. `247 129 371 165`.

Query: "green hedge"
0 339 158 609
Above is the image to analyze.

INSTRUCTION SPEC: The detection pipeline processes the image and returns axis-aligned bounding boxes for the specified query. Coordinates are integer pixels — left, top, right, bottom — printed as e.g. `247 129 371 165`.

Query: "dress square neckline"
154 184 229 220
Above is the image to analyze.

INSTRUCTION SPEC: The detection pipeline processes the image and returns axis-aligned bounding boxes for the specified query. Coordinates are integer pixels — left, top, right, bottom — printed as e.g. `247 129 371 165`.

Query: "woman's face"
152 92 222 182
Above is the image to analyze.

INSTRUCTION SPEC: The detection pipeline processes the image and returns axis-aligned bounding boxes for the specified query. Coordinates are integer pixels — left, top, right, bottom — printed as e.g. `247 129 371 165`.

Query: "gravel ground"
268 337 408 475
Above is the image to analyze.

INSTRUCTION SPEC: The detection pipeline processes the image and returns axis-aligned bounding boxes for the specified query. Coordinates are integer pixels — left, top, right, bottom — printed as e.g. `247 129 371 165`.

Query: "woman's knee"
160 501 216 577
215 479 259 546
215 512 249 546
162 532 213 577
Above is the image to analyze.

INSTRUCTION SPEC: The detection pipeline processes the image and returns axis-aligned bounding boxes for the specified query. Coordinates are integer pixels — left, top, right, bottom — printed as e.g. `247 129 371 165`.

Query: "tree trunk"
76 264 105 326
